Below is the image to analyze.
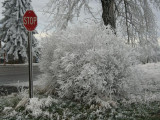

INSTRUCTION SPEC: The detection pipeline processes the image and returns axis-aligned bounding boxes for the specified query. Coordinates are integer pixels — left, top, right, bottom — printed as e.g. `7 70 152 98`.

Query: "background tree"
118 0 160 62
44 0 160 63
101 0 115 30
0 0 39 63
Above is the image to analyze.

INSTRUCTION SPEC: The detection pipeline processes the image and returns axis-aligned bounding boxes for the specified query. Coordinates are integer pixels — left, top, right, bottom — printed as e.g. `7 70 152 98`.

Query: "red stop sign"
23 10 37 31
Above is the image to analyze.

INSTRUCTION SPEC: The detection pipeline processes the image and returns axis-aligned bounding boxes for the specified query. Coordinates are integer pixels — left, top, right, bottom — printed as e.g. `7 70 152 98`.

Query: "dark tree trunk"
124 0 130 44
18 50 23 64
101 0 116 30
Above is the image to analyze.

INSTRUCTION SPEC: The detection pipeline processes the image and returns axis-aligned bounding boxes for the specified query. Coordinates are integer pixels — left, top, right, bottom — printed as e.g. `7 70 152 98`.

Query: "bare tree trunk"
124 0 130 44
101 0 116 30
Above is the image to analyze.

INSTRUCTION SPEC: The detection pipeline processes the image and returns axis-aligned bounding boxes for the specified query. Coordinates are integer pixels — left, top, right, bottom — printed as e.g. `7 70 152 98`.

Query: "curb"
0 63 39 67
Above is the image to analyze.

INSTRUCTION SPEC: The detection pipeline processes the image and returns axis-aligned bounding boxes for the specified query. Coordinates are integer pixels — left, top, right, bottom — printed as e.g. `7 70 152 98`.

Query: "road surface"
0 64 42 86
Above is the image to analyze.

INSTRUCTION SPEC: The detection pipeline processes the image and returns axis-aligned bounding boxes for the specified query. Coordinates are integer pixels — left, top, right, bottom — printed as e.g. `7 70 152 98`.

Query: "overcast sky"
0 0 160 41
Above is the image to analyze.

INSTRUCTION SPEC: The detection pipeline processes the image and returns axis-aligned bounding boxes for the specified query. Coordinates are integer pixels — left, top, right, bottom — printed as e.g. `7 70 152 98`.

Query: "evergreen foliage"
0 0 39 62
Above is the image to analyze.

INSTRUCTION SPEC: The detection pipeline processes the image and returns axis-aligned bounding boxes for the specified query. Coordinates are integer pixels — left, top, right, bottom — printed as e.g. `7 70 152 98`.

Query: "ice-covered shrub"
25 96 53 118
39 25 137 107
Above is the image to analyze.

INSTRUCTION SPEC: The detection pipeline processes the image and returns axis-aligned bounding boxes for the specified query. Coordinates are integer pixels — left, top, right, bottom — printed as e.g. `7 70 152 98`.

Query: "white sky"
0 0 160 40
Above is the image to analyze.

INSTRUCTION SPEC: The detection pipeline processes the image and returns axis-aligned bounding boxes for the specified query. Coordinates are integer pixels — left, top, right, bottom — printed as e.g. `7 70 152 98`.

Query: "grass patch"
0 95 160 120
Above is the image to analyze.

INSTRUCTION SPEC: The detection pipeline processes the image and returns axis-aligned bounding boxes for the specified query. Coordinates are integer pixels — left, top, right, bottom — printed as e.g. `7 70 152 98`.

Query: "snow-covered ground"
137 62 160 82
137 62 160 92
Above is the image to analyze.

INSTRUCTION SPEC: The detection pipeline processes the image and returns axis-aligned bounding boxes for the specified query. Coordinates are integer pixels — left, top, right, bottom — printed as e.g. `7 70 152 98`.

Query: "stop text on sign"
23 17 37 25
23 10 37 31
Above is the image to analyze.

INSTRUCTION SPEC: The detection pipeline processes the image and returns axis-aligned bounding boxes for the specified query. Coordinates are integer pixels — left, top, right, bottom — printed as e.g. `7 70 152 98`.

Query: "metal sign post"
28 31 33 98
23 10 37 98
4 52 6 66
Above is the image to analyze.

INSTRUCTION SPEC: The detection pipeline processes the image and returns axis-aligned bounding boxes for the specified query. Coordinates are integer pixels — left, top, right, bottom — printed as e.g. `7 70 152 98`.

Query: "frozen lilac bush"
39 25 137 107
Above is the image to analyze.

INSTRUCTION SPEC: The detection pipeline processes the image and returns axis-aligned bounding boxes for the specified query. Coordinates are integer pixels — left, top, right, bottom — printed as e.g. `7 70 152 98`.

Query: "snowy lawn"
136 62 160 95
137 62 160 84
0 95 160 120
